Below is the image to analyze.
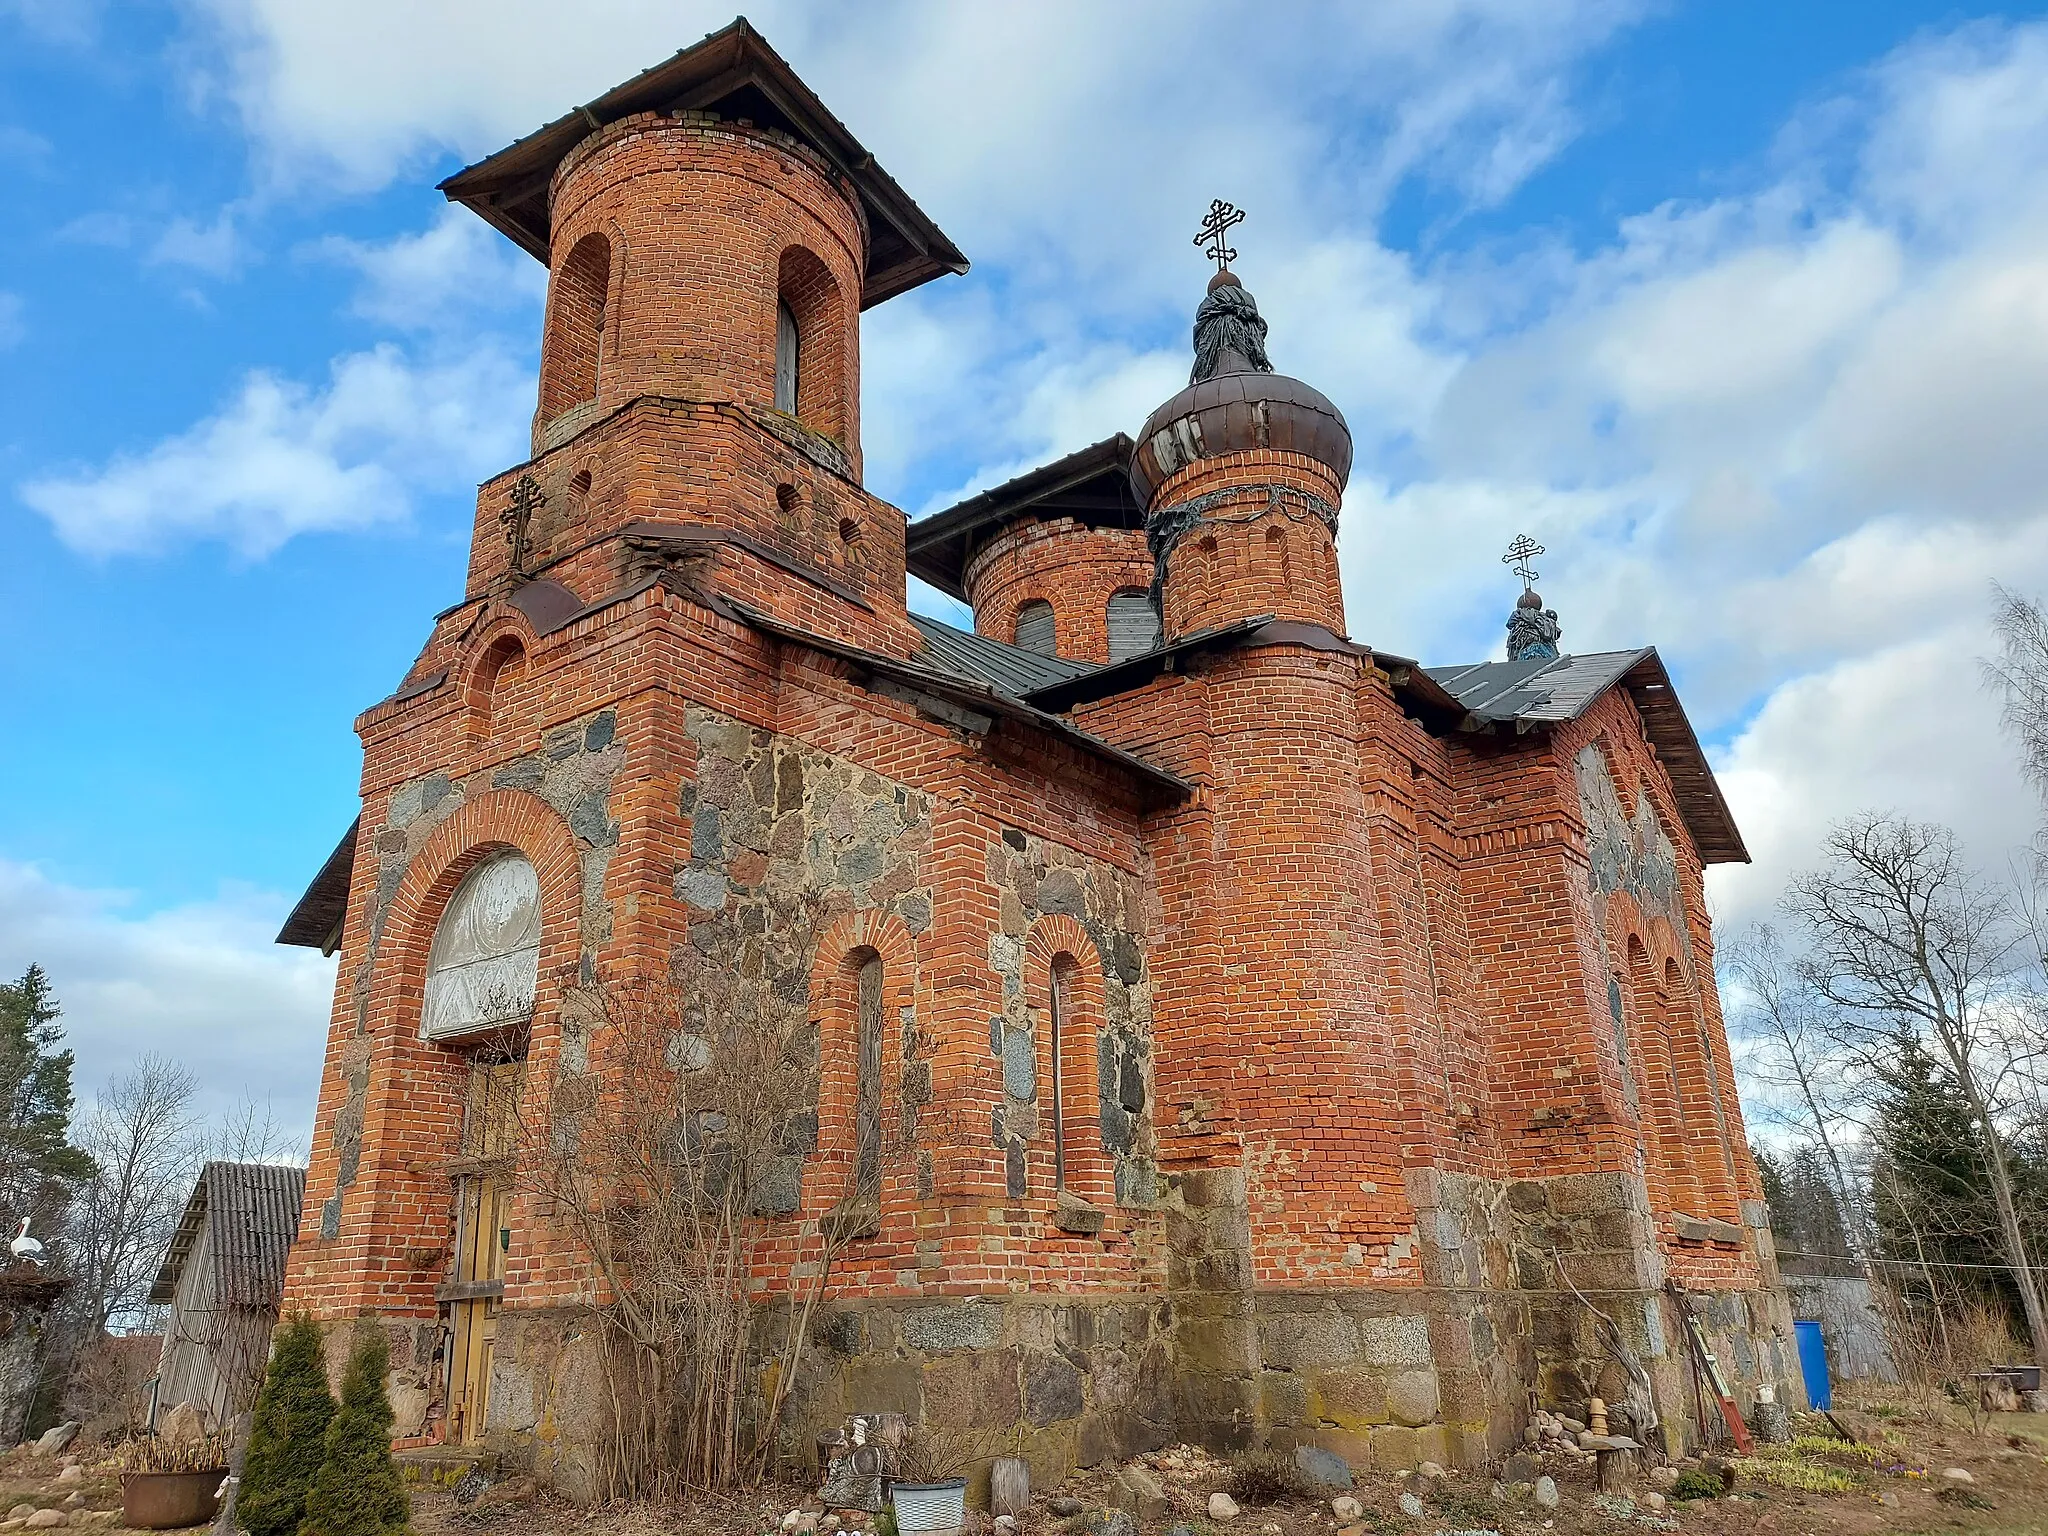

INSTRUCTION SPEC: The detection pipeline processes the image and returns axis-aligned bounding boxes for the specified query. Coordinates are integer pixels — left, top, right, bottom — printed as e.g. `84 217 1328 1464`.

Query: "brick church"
277 19 1797 1496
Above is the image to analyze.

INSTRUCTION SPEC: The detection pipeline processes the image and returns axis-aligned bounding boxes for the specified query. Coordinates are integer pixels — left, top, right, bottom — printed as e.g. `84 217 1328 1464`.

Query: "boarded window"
1015 600 1056 657
424 855 540 1042
1106 592 1161 661
775 300 800 415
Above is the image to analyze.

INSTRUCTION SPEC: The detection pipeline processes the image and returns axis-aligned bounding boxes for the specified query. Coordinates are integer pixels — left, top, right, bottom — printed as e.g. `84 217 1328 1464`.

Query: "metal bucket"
889 1478 967 1536
122 1469 227 1529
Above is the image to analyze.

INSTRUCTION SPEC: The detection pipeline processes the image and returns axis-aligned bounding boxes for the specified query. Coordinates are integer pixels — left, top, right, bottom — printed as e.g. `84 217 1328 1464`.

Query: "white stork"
10 1217 44 1265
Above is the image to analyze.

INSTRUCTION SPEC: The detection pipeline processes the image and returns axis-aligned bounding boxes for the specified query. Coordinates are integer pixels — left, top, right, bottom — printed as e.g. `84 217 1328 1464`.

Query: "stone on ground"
1111 1463 1167 1521
1079 1510 1136 1536
1208 1491 1240 1521
1647 1466 1678 1492
1643 1492 1666 1512
9 1506 35 1522
32 1426 77 1457
52 1470 80 1488
157 1401 208 1447
1294 1444 1354 1488
1398 1492 1425 1518
1533 1475 1560 1510
1942 1467 1975 1484
23 1511 64 1530
1047 1495 1084 1518
1331 1495 1362 1521
1418 1461 1446 1479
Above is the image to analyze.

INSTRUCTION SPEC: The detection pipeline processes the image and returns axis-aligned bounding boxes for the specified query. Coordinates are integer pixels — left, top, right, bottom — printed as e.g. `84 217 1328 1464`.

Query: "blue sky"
4 0 2046 1130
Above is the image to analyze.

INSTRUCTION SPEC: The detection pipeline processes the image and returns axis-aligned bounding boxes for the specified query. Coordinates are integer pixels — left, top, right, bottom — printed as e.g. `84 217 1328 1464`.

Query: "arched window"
1609 973 1635 1113
1015 600 1057 657
853 950 883 1201
1105 591 1161 661
423 854 541 1042
539 233 611 421
1049 958 1074 1192
775 247 846 438
775 300 800 415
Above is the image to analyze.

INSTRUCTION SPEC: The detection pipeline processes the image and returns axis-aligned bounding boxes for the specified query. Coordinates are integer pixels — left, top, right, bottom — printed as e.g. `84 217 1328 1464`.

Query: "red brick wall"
534 112 865 475
1150 450 1345 639
963 517 1153 664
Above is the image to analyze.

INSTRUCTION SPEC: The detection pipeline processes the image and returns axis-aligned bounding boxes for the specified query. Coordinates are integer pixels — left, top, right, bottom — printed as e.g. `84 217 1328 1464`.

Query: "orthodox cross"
1193 199 1246 272
501 473 546 576
1502 533 1544 591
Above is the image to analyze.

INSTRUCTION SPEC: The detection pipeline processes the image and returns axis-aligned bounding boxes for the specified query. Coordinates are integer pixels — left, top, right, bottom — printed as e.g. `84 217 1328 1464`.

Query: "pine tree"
239 1314 337 1536
299 1326 411 1536
0 965 96 1237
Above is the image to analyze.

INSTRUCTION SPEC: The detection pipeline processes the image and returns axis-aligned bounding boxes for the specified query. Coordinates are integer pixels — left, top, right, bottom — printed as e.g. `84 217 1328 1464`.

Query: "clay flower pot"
121 1468 227 1529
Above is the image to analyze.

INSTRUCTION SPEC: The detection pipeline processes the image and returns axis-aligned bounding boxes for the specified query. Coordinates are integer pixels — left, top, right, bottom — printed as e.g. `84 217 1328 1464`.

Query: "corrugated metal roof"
910 613 1095 696
149 1162 307 1309
1420 647 1748 866
1425 649 1653 725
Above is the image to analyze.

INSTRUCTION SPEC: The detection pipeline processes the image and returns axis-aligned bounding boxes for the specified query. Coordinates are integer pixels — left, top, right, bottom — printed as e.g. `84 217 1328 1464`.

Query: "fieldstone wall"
1158 1154 1798 1470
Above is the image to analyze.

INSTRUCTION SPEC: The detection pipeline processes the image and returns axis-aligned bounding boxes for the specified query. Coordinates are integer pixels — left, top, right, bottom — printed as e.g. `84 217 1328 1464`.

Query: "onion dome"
1128 272 1352 509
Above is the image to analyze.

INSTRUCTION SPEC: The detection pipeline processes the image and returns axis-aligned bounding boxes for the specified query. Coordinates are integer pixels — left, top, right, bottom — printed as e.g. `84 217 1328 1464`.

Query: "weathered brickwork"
963 517 1153 663
280 25 1792 1498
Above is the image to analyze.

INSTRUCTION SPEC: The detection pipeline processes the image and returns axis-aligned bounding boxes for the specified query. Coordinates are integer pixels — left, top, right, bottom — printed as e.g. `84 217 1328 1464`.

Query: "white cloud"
150 207 249 277
0 858 332 1133
309 204 545 330
19 342 532 556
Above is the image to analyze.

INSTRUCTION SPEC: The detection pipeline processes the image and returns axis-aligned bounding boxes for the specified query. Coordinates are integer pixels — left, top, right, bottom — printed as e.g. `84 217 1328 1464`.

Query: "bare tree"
1986 584 2048 824
205 1093 306 1167
70 1054 202 1333
1725 924 1870 1251
1784 814 2048 1366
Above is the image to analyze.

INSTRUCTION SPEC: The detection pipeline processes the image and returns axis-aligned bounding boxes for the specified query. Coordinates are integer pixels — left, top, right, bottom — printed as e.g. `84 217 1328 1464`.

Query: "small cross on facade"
501 473 546 576
1193 199 1246 272
1502 533 1544 590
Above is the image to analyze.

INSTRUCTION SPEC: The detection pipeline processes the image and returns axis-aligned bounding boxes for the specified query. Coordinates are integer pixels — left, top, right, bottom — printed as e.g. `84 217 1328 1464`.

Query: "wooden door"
447 1058 520 1444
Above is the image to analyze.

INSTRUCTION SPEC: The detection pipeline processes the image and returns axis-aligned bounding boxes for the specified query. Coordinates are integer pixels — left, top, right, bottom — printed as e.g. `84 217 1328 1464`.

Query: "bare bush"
513 970 856 1498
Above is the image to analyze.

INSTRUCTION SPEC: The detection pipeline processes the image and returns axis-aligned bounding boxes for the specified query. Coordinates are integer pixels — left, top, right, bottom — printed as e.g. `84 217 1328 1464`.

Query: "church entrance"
445 1057 521 1445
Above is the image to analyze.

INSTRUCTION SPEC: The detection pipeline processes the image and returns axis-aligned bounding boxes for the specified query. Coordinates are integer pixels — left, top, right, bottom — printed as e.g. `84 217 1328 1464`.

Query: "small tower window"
1014 600 1057 656
775 300 800 415
1106 592 1161 661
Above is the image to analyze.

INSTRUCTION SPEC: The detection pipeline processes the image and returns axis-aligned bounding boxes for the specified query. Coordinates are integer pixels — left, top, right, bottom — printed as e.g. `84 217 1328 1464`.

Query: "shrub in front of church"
299 1326 413 1536
239 1312 337 1536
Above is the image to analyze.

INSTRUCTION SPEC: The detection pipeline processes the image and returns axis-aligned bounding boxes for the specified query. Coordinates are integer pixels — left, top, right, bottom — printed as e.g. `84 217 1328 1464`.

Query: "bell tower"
437 20 966 636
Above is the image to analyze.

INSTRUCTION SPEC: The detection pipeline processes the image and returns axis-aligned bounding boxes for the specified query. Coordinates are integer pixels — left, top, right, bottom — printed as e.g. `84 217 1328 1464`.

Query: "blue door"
1795 1319 1831 1410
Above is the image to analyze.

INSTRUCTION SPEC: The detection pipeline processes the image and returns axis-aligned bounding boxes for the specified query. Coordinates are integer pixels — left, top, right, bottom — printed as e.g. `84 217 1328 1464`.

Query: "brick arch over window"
315 791 585 1252
1025 914 1114 1209
463 621 536 751
1665 955 1740 1222
539 231 613 422
775 245 849 441
1626 932 1695 1221
807 909 918 1221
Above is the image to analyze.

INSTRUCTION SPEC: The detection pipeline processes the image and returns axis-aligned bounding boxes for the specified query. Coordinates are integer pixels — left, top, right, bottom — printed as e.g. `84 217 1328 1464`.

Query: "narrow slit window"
775 300 800 415
854 953 883 1198
1050 962 1068 1192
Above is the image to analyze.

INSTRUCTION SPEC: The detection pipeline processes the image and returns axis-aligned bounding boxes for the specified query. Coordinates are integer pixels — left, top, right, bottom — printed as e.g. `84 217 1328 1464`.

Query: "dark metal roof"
905 435 1143 600
438 18 967 310
275 820 356 953
1427 649 1653 726
911 613 1093 696
149 1162 307 1309
723 598 1189 802
1422 648 1749 866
